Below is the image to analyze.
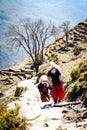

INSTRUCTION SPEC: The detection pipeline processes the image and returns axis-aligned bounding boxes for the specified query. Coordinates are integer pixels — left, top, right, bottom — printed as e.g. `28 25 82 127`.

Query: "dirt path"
7 77 87 130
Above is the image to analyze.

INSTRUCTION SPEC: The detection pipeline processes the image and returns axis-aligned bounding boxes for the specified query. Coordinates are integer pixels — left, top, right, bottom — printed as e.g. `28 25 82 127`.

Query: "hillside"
0 19 87 101
56 19 87 44
43 19 87 59
0 19 87 130
39 19 87 79
38 19 87 107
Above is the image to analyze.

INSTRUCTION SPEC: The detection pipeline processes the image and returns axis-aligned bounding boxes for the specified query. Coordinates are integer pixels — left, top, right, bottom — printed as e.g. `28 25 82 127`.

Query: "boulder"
14 80 27 97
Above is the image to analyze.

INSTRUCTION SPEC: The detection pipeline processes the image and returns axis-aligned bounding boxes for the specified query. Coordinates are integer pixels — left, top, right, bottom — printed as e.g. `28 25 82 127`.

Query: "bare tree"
59 21 70 47
51 25 60 41
6 19 55 73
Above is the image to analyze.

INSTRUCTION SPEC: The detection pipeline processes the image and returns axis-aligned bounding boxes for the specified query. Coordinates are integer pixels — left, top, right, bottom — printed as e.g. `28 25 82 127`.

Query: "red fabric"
51 82 65 103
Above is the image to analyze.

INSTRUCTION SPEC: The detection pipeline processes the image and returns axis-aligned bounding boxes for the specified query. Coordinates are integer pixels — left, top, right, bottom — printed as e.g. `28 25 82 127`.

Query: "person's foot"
54 100 61 104
54 102 57 104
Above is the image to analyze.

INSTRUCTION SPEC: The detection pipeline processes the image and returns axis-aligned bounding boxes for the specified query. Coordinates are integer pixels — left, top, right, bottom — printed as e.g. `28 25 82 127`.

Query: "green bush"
70 59 87 81
70 67 79 81
65 81 84 101
66 59 87 107
79 72 87 82
49 53 59 64
0 103 26 130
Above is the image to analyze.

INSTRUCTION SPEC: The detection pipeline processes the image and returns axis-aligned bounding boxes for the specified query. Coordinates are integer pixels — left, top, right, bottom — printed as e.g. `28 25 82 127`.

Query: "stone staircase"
43 19 87 60
56 19 87 46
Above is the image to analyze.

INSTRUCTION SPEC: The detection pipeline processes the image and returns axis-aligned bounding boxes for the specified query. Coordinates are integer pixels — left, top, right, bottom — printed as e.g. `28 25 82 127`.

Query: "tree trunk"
34 62 39 73
65 32 68 47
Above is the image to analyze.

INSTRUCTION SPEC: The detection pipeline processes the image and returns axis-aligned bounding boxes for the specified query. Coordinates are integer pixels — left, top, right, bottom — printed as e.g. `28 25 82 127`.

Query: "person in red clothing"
47 62 65 104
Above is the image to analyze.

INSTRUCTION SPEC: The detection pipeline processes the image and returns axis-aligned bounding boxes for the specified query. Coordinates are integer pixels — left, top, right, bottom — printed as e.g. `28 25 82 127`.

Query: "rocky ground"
7 77 87 130
0 42 87 129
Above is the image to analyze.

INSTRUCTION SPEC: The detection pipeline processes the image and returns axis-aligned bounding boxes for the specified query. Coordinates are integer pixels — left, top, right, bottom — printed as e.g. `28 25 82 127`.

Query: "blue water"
0 0 87 69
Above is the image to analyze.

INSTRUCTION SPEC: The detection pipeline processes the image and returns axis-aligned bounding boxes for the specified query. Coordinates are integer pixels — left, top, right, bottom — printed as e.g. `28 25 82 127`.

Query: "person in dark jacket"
47 62 65 104
38 75 51 102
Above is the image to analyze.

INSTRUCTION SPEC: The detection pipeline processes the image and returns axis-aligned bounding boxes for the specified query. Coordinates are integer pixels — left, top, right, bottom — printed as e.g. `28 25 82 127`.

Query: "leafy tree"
7 19 56 73
59 21 70 47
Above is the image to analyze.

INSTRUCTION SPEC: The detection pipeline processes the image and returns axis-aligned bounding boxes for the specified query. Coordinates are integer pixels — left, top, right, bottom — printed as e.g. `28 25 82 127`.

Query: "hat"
50 61 56 68
49 62 62 72
51 68 56 74
39 75 49 83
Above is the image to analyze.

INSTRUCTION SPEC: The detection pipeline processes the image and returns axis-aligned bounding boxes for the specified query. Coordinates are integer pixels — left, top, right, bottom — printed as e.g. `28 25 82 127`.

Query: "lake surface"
0 0 87 69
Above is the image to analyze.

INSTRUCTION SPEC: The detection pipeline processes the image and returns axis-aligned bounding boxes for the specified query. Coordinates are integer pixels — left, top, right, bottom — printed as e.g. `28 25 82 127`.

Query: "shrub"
66 59 87 107
79 72 87 82
82 91 87 107
73 44 82 56
49 53 59 64
14 87 27 97
65 81 82 101
0 103 26 130
70 59 87 81
70 67 79 81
